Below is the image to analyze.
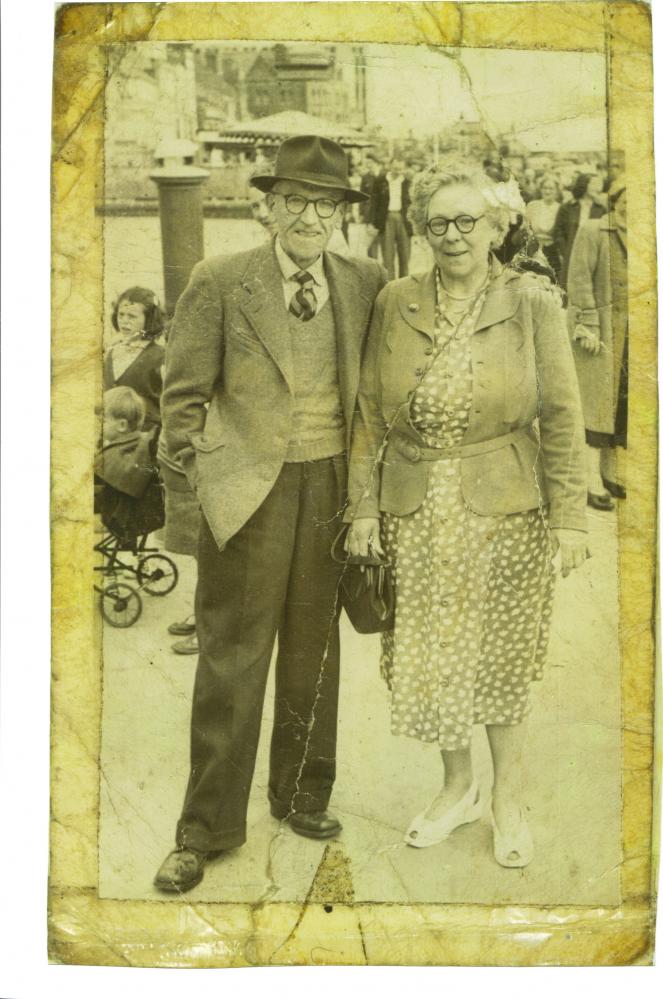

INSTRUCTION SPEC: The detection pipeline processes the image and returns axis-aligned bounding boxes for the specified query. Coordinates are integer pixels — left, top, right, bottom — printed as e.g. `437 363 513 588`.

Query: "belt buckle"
406 441 421 462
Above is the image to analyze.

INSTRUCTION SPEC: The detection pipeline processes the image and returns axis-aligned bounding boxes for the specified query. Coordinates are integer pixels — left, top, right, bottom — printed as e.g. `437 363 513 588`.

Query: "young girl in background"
104 286 165 431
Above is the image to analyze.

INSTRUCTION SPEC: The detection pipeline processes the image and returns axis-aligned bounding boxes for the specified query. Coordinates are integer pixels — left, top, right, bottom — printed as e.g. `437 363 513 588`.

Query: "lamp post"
150 139 210 317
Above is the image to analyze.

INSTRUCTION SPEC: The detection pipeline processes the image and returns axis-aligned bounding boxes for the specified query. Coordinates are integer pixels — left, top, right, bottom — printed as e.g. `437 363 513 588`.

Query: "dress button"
415 367 424 377
408 303 420 313
442 599 449 607
424 346 433 356
441 679 450 688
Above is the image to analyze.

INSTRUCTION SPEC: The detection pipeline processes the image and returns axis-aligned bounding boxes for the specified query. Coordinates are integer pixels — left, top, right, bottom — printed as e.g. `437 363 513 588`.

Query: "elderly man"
155 135 385 893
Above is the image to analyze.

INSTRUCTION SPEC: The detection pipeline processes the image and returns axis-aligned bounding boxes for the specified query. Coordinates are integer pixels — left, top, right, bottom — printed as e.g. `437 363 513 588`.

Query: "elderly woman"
345 158 588 868
566 178 628 507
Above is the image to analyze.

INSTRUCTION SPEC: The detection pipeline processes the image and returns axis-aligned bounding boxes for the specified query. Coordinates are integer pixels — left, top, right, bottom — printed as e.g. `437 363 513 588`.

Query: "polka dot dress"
381 272 555 750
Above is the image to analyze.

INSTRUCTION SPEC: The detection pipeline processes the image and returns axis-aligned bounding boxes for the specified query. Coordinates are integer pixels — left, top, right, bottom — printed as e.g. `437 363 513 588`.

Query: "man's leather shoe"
171 634 199 655
287 810 342 840
154 847 217 893
167 617 196 636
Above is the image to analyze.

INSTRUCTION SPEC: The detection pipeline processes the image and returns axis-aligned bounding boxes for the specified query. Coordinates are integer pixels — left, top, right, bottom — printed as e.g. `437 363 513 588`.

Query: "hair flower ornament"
482 177 526 223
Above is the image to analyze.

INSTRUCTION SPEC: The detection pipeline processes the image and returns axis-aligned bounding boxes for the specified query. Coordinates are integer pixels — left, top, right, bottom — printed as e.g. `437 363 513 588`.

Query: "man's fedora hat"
251 135 367 203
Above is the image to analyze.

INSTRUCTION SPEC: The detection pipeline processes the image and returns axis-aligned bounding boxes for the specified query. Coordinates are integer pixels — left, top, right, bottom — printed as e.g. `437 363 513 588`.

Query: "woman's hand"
573 324 601 356
345 517 384 559
551 528 590 577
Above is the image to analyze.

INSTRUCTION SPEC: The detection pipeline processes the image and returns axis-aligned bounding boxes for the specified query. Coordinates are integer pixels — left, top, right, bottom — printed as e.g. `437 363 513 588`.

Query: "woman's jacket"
566 216 628 436
552 199 605 290
346 262 587 533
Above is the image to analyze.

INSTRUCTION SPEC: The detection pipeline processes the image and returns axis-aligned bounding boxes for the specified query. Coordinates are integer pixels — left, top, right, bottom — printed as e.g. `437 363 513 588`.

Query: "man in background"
382 156 411 279
360 152 389 260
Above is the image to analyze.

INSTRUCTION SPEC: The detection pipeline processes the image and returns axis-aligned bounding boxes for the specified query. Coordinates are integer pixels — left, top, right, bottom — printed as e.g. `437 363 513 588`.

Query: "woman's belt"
391 427 529 463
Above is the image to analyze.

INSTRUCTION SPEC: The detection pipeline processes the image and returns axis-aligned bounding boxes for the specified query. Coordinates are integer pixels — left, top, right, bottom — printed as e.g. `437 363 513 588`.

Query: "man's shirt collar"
275 238 325 286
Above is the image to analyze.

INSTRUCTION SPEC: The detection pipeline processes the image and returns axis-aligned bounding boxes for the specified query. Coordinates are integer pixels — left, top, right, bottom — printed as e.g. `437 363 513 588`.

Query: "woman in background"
566 177 628 508
552 174 605 291
526 174 562 277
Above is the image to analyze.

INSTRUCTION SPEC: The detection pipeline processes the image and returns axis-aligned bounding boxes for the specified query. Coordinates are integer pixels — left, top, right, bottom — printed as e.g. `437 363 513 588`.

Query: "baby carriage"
94 430 178 627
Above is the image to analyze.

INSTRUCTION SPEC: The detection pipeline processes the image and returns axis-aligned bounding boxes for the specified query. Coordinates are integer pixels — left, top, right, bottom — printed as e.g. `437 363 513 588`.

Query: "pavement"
99 505 621 906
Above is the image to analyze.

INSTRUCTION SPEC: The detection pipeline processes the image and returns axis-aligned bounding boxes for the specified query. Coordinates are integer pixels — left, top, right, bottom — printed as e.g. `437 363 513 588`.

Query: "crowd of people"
95 133 628 894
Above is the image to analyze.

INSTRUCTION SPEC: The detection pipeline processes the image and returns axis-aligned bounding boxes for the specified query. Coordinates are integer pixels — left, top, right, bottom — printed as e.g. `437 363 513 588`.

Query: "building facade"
104 43 198 199
244 44 367 128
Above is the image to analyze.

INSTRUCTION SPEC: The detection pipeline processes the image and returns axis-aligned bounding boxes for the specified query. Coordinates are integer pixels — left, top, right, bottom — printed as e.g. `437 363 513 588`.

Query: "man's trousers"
176 455 346 853
382 211 411 280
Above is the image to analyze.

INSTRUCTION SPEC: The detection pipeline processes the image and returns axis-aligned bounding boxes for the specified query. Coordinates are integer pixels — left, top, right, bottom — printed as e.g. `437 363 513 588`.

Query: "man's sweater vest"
284 299 345 462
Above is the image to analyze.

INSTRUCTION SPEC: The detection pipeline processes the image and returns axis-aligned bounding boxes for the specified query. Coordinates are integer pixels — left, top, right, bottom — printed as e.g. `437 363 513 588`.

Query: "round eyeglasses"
279 193 344 220
426 214 484 237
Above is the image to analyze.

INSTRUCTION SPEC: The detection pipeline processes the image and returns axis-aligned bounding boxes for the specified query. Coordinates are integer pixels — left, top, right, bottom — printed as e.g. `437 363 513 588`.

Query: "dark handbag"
332 528 395 634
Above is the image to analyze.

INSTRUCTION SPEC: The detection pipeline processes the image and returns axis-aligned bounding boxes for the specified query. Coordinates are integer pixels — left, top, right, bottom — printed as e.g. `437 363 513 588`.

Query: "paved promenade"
99 505 621 907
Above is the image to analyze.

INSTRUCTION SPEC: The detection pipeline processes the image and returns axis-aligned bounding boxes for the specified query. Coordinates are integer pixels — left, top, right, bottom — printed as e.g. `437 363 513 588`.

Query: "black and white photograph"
94 35 627 908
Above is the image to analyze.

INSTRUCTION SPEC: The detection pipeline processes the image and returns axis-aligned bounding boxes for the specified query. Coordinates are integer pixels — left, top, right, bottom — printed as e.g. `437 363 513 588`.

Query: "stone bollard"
150 151 210 317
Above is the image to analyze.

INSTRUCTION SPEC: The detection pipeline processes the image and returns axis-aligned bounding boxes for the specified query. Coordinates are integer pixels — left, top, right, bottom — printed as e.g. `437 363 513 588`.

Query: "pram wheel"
137 553 179 596
100 581 142 628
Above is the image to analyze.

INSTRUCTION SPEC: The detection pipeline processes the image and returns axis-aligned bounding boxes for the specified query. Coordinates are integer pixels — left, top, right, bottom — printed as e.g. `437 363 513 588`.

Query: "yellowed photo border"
50 1 658 966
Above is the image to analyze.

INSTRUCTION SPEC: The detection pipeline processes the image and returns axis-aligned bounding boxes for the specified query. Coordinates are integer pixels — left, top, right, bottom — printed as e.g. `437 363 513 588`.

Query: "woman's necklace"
435 265 491 327
438 262 490 300
440 287 475 302
439 295 473 326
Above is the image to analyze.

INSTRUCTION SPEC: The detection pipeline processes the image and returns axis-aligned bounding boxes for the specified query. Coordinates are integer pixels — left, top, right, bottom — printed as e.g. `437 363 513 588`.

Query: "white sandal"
405 782 483 848
491 809 534 868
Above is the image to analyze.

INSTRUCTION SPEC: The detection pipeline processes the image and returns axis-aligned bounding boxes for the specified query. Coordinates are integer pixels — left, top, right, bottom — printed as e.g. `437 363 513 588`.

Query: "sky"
361 43 606 145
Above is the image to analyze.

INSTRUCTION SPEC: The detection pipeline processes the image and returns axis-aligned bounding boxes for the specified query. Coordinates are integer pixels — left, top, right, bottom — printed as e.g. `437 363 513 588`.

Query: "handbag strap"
331 525 349 566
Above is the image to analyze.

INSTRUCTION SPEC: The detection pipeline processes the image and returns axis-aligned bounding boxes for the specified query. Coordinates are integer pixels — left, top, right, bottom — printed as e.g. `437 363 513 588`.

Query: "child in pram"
95 388 178 628
95 386 164 545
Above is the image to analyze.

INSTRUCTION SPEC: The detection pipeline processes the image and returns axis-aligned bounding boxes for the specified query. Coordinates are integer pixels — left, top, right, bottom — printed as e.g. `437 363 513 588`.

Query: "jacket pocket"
190 432 226 453
228 325 270 358
461 432 547 517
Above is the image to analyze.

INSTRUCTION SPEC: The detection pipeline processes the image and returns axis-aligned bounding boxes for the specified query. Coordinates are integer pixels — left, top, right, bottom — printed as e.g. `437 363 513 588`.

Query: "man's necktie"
289 270 317 322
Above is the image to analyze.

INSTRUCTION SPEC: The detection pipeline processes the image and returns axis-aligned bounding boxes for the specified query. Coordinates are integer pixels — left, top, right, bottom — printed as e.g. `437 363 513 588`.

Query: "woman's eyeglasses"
279 193 344 220
426 214 484 236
